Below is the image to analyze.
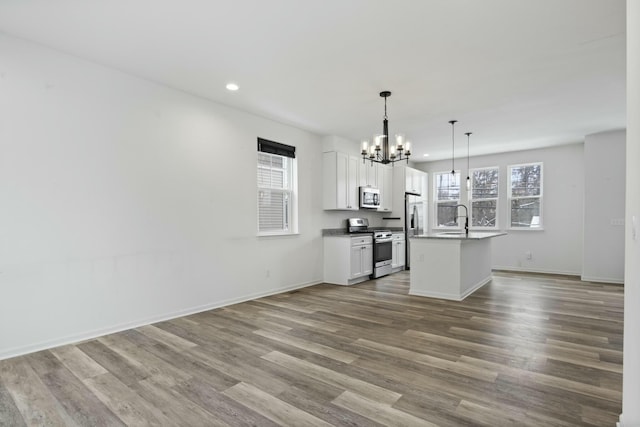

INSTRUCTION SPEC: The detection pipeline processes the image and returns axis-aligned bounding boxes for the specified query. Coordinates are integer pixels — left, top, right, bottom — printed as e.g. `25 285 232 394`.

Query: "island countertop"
411 231 507 240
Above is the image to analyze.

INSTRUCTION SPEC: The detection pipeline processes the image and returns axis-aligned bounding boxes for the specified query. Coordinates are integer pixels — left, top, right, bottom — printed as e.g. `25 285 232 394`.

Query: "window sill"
506 227 544 231
258 232 300 237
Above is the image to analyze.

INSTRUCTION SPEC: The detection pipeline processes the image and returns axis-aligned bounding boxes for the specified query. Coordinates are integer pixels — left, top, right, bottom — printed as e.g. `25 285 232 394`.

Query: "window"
257 138 297 235
508 163 542 229
434 171 460 228
469 167 499 228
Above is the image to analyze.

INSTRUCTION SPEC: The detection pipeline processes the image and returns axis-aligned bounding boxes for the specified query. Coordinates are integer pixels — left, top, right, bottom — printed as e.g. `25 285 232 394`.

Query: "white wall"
416 143 585 275
0 35 325 359
622 1 640 425
583 130 626 283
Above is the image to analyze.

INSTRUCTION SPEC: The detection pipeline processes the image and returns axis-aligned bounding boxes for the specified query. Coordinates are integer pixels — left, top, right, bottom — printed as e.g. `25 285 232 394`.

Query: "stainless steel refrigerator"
405 191 425 269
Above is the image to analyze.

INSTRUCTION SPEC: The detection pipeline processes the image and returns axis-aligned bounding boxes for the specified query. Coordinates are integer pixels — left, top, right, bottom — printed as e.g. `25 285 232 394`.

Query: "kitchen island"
409 232 506 301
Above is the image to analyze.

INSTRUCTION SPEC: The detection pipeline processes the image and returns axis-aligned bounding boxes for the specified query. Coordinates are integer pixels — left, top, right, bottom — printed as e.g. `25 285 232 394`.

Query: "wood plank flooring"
0 271 624 426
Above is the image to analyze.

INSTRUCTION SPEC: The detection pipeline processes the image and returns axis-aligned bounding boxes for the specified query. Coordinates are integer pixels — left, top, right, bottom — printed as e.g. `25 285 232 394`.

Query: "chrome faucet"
454 204 469 235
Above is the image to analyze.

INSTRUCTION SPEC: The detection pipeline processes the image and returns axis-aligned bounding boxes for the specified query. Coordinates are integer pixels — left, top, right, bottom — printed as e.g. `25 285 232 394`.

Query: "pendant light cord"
465 132 472 191
449 120 457 174
466 132 472 173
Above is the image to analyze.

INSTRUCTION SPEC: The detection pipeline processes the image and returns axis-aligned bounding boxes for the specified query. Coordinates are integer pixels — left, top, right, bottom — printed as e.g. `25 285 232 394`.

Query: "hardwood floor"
0 271 623 426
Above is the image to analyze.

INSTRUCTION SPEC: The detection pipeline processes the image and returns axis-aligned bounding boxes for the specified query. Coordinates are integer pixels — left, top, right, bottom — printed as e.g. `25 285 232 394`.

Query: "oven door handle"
375 238 393 243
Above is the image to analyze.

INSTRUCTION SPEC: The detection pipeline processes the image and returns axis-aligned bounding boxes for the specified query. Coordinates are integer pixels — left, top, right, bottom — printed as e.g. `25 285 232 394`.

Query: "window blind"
258 138 296 159
257 141 296 234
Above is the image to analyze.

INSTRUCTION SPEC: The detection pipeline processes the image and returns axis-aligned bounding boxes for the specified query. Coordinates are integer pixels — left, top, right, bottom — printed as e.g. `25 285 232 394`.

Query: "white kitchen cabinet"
359 160 379 188
347 155 359 208
392 165 428 215
405 167 426 195
324 235 373 285
349 235 373 279
392 233 406 271
323 151 359 210
378 165 393 212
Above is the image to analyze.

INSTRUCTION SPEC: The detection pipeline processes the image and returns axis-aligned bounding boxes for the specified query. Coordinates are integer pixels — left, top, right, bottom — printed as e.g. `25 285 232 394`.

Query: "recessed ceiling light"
423 153 430 157
226 83 239 91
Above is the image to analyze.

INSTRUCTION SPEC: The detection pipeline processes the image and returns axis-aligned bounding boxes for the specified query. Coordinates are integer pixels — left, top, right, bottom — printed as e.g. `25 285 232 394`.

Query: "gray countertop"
322 227 404 236
412 231 507 240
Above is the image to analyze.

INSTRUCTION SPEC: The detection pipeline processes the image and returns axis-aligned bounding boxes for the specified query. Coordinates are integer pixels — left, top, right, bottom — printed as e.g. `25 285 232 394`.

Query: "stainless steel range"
347 217 370 233
372 229 393 278
347 218 393 279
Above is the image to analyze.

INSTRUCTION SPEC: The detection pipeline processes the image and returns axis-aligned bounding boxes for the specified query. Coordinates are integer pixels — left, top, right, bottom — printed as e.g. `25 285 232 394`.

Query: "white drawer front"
351 236 373 246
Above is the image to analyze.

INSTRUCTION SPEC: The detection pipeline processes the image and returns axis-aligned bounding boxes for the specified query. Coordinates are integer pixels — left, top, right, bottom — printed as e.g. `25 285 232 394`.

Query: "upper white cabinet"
359 161 379 188
405 167 426 195
323 147 398 212
379 165 393 212
323 151 359 210
347 155 359 208
392 165 428 215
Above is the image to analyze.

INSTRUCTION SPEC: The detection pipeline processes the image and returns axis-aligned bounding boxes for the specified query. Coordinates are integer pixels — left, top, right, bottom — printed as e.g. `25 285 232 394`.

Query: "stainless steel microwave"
360 186 380 209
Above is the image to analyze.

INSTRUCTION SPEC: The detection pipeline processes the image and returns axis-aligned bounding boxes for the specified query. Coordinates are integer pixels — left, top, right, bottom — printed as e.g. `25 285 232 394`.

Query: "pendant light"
465 132 472 191
449 120 457 174
361 91 411 165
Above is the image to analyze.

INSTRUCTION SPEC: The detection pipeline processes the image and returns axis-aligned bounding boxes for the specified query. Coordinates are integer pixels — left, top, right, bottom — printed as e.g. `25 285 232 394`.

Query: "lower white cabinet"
350 238 373 278
324 235 373 285
392 233 406 270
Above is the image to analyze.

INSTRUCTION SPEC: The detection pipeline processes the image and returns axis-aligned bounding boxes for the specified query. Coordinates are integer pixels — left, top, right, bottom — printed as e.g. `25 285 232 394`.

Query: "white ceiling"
0 0 626 161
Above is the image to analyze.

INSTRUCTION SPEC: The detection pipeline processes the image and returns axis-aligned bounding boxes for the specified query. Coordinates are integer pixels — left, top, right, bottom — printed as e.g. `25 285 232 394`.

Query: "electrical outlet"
525 251 532 260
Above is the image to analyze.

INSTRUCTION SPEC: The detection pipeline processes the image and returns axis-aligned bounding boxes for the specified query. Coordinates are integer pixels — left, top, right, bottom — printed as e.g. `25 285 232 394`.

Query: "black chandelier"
361 91 411 165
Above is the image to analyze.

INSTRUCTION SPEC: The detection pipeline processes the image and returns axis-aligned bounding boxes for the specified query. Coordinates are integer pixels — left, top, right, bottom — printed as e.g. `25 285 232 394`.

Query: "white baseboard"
492 265 581 276
460 276 493 300
492 266 624 284
409 288 463 301
0 279 322 361
324 275 371 286
581 275 624 284
409 276 491 301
